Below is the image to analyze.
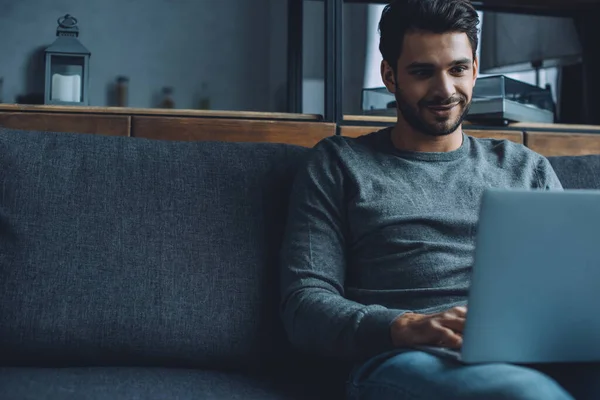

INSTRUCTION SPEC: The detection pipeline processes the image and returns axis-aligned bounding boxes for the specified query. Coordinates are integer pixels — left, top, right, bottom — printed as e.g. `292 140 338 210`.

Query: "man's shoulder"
316 128 386 146
467 134 545 164
310 128 388 158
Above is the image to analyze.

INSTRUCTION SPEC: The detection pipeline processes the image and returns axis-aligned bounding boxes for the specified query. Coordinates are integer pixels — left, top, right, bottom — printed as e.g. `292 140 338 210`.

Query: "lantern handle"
58 14 78 28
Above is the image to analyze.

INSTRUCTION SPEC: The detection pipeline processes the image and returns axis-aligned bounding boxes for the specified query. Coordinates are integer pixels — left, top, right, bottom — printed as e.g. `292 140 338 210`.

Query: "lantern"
44 15 91 105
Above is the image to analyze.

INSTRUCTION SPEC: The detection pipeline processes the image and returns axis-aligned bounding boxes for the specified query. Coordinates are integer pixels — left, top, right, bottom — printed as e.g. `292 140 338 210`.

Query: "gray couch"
0 128 598 399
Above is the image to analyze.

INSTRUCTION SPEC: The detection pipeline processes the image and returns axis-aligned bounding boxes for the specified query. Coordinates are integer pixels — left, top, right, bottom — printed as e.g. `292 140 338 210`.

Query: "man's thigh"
347 350 574 400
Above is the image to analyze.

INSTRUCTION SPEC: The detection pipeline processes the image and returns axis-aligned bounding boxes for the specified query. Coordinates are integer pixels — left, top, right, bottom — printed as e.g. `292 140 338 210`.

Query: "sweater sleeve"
279 138 408 362
535 157 564 190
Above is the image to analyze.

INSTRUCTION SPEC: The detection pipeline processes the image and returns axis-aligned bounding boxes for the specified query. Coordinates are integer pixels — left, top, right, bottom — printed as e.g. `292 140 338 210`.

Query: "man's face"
382 31 478 137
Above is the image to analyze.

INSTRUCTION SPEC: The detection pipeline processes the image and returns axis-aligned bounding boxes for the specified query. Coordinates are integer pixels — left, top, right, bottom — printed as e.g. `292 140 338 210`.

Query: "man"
280 0 600 399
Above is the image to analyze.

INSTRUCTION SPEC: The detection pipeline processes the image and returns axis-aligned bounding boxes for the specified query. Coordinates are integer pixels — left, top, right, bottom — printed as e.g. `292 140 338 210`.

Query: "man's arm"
536 157 563 190
279 138 408 362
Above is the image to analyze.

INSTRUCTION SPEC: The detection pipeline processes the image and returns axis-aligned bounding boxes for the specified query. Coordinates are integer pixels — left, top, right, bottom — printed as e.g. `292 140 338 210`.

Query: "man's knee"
350 351 573 400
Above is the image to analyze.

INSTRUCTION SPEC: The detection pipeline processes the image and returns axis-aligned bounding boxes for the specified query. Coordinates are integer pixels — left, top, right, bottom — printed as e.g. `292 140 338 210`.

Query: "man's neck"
390 123 463 153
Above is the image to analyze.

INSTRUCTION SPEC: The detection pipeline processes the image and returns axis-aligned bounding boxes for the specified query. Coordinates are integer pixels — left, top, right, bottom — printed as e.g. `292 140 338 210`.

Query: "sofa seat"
0 367 318 400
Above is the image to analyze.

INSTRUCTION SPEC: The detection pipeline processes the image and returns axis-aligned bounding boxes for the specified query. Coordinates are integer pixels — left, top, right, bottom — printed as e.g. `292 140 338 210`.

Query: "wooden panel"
509 122 600 132
0 112 130 136
465 130 523 144
341 126 524 144
132 116 336 147
0 104 322 121
343 114 396 124
525 131 600 156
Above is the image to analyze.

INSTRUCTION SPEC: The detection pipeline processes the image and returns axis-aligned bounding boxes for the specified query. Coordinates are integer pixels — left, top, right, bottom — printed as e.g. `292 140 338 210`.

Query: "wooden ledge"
0 104 323 121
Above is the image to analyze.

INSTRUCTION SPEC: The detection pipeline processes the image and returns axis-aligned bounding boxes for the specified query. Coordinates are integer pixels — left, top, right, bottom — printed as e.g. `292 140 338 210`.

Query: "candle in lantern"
51 73 81 102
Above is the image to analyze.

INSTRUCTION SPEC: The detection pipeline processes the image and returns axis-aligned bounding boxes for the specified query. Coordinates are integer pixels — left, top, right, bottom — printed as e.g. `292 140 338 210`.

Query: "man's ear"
472 56 479 86
381 60 397 93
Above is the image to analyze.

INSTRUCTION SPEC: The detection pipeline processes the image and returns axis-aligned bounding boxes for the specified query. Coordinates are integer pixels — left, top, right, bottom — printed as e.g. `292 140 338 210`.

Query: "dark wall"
0 0 287 111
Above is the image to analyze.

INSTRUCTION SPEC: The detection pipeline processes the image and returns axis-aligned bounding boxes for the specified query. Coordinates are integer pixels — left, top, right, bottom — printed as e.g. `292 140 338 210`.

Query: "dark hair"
379 0 480 71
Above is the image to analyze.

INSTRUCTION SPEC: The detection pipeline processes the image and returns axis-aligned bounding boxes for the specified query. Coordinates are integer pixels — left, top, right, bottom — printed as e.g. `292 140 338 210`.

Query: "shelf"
341 114 600 134
343 114 395 124
509 122 600 132
0 104 323 121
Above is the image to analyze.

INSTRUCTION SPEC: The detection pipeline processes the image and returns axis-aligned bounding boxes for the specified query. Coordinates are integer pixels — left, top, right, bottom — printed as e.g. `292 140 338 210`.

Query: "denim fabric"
347 350 600 400
0 367 318 400
548 155 600 190
0 128 307 372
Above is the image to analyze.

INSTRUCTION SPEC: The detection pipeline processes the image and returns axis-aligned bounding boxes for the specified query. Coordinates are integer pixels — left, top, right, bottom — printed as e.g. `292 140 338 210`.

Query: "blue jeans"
346 350 600 400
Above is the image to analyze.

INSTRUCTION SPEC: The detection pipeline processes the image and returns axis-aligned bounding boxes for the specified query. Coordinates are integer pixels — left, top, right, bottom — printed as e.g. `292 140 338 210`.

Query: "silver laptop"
418 189 600 364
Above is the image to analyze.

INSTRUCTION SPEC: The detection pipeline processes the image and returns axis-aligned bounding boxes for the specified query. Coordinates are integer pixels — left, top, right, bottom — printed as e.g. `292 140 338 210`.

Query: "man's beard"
395 86 471 137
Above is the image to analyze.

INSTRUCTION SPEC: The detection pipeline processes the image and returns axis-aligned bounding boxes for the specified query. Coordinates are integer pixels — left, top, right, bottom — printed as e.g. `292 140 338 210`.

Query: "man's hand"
390 306 467 349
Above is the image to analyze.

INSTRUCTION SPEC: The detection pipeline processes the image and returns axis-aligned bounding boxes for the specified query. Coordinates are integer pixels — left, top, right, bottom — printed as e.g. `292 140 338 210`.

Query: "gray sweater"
280 128 563 362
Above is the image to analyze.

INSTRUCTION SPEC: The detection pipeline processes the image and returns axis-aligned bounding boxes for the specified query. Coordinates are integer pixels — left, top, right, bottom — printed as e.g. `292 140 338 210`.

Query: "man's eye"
451 66 468 74
412 70 432 77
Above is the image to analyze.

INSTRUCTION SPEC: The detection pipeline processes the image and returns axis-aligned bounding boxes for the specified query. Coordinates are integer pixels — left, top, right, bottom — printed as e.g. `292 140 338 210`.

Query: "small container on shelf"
160 86 175 109
197 82 210 110
115 76 129 107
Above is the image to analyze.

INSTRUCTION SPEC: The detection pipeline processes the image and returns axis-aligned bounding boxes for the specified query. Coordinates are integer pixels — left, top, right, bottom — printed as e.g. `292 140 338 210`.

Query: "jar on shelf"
198 82 210 110
160 86 174 109
116 76 129 107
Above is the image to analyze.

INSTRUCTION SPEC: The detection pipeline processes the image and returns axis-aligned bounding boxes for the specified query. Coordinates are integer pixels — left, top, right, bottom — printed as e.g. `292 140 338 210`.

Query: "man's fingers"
449 306 467 318
439 316 466 333
437 327 463 349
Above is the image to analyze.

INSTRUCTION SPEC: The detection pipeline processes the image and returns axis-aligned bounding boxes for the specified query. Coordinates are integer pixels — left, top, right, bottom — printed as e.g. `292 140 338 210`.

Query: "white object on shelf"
52 73 81 103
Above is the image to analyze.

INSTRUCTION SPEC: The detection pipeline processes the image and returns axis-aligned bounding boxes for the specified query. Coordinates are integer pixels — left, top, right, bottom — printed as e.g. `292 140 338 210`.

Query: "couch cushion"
0 128 308 372
0 367 321 400
548 154 600 190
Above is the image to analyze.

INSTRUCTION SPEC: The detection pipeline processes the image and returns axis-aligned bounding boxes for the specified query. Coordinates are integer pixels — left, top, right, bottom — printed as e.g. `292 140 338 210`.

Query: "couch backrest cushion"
0 128 308 372
548 154 600 190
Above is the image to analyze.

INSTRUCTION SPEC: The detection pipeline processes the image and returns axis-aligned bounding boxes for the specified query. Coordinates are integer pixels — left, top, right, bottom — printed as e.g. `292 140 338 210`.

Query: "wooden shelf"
2 105 599 155
343 115 395 124
341 114 600 134
0 104 323 122
0 104 335 147
526 131 600 156
509 122 600 132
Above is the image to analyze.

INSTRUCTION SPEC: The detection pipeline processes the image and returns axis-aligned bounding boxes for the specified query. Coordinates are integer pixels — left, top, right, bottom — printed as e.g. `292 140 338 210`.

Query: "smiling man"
280 1 598 399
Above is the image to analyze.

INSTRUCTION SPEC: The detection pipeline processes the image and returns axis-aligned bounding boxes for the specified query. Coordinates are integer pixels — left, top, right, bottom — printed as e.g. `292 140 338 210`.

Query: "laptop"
416 188 600 364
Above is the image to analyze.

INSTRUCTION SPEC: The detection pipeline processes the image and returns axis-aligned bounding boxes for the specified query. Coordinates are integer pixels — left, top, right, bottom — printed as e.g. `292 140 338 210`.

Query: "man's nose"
432 73 455 100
